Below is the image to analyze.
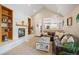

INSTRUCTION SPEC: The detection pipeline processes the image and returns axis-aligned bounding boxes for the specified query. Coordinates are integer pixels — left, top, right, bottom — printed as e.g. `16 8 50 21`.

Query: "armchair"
54 34 79 55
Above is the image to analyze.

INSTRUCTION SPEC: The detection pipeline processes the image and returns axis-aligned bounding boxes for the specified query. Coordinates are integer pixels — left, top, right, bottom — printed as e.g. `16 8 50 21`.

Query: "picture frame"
67 17 72 26
76 13 79 23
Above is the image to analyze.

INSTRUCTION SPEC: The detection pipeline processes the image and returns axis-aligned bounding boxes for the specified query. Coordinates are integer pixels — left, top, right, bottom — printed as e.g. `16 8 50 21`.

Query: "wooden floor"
3 37 53 55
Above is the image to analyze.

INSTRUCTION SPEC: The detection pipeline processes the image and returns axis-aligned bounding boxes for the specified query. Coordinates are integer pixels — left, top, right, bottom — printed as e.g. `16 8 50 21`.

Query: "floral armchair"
54 34 79 55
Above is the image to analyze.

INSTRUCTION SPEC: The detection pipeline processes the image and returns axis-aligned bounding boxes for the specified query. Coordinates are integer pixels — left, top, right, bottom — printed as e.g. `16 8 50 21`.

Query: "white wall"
63 5 79 38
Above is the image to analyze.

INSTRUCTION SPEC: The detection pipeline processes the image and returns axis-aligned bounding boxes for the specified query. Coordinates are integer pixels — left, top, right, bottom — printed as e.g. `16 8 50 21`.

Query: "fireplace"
18 28 25 37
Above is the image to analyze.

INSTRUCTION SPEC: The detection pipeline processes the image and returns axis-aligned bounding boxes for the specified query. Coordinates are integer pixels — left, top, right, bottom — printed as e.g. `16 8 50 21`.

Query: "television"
18 28 25 37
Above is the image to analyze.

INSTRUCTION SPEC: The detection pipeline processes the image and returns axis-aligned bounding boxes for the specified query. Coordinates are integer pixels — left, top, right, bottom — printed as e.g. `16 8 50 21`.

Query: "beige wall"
63 5 79 38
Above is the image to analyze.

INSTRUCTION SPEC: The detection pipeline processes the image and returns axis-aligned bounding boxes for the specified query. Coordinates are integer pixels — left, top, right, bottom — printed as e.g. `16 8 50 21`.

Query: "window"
44 23 58 29
50 23 58 29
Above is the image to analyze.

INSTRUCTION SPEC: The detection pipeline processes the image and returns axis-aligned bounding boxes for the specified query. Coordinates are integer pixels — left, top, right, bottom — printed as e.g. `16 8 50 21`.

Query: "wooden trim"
67 17 72 26
28 17 31 34
16 24 27 27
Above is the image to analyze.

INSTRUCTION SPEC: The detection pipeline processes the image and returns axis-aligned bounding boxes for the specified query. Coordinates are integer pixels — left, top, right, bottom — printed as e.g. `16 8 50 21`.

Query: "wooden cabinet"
28 17 31 34
0 6 2 19
0 5 13 43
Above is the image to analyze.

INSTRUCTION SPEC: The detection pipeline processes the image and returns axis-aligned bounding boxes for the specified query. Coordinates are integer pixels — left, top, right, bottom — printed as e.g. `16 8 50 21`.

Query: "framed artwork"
46 25 50 29
62 20 64 26
67 17 72 26
76 13 79 23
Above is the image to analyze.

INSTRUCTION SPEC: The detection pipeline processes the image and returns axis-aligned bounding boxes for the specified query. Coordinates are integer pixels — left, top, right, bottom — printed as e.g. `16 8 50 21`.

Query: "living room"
0 4 79 55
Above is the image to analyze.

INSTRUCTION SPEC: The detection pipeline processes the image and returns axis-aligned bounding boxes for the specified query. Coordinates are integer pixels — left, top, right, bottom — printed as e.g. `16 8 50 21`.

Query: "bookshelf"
0 5 13 42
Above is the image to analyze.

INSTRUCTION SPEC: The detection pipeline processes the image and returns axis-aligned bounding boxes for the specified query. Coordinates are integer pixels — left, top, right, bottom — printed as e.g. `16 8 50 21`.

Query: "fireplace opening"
18 28 25 37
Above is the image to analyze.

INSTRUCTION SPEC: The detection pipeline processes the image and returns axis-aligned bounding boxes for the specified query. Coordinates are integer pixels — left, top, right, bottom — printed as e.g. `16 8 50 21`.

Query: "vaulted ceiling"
4 4 78 16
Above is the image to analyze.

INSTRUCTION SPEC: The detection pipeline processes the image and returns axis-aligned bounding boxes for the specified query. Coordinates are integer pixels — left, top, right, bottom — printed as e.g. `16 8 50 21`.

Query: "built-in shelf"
0 5 13 43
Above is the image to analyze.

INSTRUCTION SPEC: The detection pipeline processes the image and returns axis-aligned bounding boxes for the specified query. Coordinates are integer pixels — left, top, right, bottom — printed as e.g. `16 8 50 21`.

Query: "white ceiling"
4 4 78 16
44 4 78 16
